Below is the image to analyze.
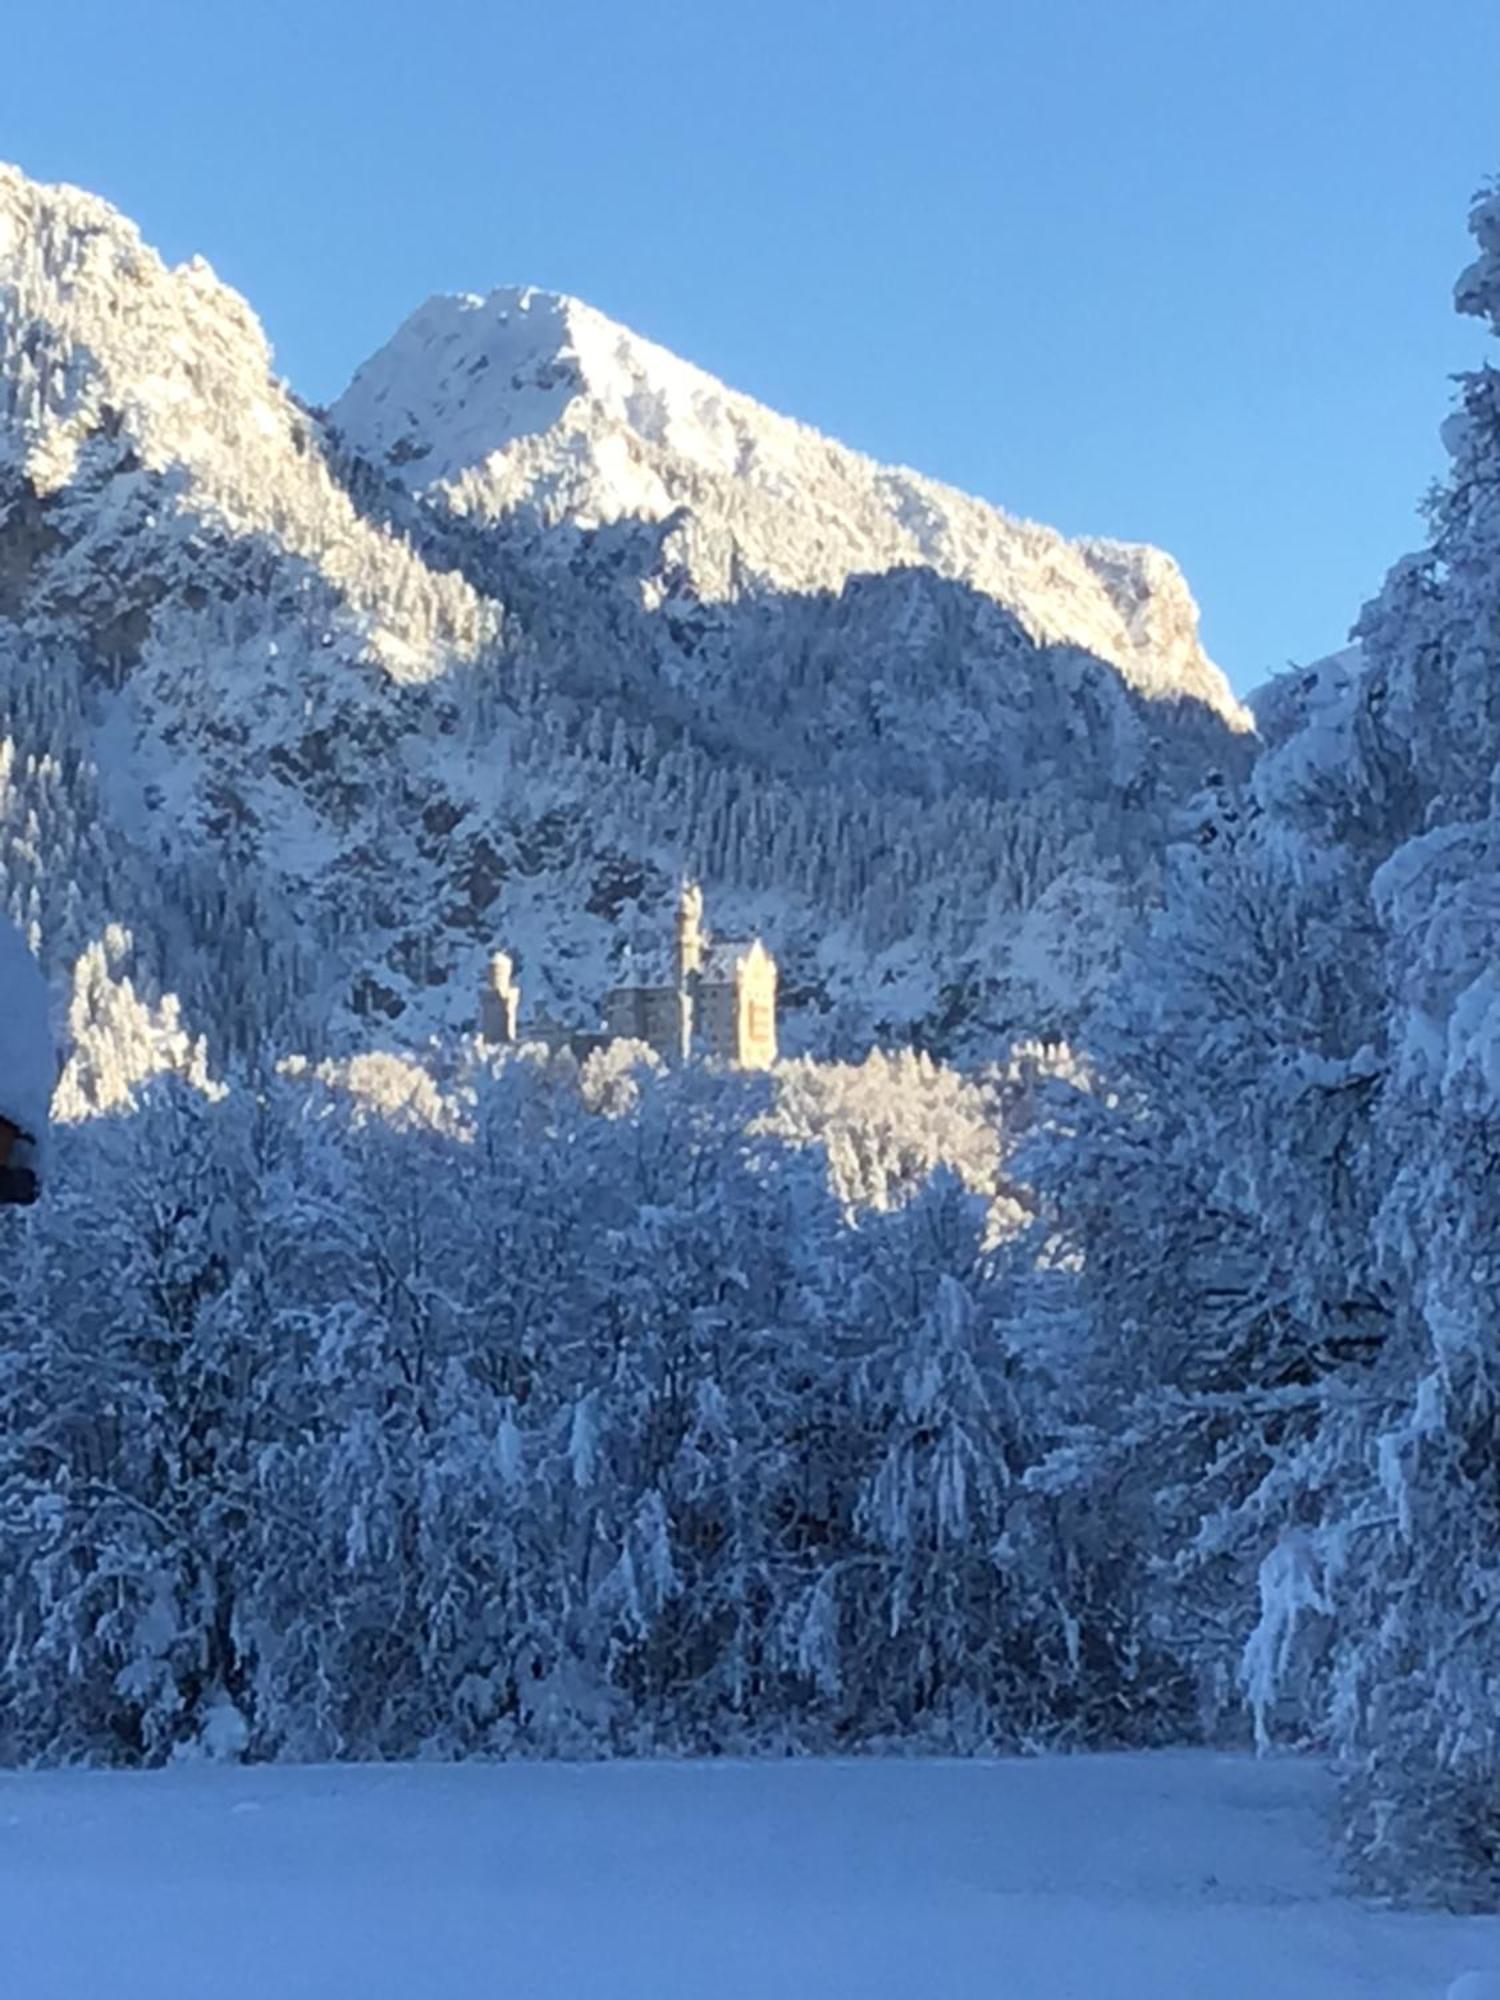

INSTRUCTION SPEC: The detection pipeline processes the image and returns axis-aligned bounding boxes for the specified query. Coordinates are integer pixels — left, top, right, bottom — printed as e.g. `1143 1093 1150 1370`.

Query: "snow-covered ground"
2 1752 1495 1998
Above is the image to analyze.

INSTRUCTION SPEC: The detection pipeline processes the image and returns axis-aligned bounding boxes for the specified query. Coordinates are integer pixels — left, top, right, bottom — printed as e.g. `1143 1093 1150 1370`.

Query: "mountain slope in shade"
0 164 1250 1068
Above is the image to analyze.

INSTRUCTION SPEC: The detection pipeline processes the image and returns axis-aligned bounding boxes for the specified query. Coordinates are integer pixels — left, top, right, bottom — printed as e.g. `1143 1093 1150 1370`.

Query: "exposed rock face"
0 165 1250 1064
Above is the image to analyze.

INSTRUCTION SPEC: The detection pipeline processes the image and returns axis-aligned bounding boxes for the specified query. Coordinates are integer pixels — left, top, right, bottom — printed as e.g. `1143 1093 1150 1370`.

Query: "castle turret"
675 880 705 990
479 950 521 1045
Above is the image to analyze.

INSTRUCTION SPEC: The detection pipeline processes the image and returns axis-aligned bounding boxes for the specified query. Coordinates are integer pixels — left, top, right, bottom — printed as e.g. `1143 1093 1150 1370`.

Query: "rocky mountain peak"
333 281 1247 729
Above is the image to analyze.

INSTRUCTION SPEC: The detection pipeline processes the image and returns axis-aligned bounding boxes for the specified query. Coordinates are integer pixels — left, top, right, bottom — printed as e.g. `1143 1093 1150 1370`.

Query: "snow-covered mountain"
331 286 1229 714
0 163 1249 1065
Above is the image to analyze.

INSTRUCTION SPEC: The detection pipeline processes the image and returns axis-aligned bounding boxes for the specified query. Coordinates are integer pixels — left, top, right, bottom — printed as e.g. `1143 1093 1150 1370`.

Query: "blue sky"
3 0 1497 690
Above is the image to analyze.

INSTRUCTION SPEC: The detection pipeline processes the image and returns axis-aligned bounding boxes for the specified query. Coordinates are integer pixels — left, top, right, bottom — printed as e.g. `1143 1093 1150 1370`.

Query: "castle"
480 883 778 1070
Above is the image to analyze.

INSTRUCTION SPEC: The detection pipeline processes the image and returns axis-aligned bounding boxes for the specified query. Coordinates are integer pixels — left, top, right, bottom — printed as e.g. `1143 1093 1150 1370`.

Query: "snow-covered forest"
3 158 1500 1918
1 1044 1107 1767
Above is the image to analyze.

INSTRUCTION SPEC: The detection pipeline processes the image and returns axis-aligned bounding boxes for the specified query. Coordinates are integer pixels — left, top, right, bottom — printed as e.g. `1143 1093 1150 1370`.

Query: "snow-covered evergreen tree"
1019 181 1500 1902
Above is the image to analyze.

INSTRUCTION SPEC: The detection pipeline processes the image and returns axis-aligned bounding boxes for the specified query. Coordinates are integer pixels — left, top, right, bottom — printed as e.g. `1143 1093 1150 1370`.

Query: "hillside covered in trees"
0 162 1246 1070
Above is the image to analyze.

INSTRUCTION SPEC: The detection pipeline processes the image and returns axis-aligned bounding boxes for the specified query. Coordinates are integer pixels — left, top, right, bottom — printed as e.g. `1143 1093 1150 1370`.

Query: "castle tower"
479 950 521 1045
675 880 706 991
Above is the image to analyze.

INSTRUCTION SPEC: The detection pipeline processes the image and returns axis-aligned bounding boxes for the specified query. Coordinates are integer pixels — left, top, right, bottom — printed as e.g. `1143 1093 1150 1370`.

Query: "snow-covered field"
2 1752 1496 1999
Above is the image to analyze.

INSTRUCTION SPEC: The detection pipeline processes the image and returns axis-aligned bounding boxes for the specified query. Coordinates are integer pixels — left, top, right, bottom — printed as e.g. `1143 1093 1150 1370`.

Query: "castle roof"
698 936 770 983
611 947 674 989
